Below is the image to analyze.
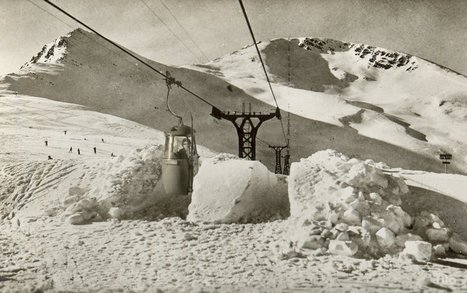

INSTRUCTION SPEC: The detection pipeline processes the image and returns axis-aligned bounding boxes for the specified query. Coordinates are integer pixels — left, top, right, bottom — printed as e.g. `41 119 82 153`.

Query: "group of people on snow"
44 131 115 159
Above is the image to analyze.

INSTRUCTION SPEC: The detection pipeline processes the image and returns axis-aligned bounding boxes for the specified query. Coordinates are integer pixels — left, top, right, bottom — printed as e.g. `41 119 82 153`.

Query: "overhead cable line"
256 136 270 146
27 0 139 63
41 0 218 109
27 0 75 30
157 0 210 62
31 0 278 158
237 0 288 145
139 0 204 64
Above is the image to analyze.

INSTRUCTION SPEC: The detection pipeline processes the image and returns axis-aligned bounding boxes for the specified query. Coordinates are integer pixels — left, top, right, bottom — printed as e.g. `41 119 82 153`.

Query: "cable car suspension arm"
164 71 183 125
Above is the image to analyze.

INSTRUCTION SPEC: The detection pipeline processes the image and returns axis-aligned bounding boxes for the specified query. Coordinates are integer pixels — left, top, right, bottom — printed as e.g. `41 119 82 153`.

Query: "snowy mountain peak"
20 32 73 71
297 37 417 71
190 36 467 173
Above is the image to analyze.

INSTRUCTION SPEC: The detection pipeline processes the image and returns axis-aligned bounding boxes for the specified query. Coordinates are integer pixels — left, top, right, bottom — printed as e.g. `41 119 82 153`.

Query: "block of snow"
335 223 348 232
328 240 358 257
66 211 98 225
361 216 383 234
62 195 81 208
369 192 383 205
66 213 85 225
300 235 325 249
287 150 414 257
402 241 432 262
349 199 370 216
376 227 395 248
108 207 123 219
336 232 350 241
387 205 412 228
342 187 358 203
345 162 388 189
75 198 98 211
375 210 403 234
187 155 289 223
433 244 446 257
395 233 423 247
341 208 362 225
449 233 467 255
63 187 88 207
426 228 450 243
347 226 371 249
328 211 339 224
414 211 446 230
64 197 100 225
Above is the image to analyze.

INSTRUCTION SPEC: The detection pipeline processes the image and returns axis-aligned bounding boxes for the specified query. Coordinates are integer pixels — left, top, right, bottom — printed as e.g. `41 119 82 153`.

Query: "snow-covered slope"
1 29 458 173
0 94 164 162
189 38 467 173
1 94 467 292
2 31 467 292
0 93 214 222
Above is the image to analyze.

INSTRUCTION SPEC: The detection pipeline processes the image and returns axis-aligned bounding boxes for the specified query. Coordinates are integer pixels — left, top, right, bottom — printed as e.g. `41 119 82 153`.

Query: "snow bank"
287 149 467 258
187 154 289 223
59 145 189 224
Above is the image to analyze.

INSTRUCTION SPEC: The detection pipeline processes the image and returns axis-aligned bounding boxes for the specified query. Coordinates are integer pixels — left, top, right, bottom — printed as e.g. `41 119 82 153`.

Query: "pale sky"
1 0 466 76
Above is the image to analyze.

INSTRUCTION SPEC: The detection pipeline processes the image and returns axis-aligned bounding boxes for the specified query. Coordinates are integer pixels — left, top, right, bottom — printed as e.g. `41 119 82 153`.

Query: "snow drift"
0 144 192 225
286 150 467 259
57 145 195 224
187 154 289 223
57 145 165 224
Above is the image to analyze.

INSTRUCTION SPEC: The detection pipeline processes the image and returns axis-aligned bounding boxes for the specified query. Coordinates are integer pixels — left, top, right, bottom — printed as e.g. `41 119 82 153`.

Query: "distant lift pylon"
268 109 291 175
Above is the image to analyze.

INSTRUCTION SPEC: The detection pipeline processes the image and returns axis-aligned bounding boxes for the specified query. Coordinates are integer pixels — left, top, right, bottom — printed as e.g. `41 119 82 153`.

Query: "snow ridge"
20 34 71 71
298 37 417 71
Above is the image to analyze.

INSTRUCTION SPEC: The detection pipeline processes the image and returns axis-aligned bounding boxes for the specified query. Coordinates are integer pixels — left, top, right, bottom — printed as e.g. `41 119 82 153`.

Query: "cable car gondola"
161 71 199 196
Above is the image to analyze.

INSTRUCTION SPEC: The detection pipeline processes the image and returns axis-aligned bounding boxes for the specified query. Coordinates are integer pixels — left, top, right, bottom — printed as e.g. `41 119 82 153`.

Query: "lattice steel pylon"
282 105 291 175
211 105 279 160
268 107 291 174
269 145 287 174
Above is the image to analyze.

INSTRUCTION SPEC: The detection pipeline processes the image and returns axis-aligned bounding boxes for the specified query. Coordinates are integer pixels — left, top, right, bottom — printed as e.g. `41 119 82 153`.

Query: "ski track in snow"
0 94 166 163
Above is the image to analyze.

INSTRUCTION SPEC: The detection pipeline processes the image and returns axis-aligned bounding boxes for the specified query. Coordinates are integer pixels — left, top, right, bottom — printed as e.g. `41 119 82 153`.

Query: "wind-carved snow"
348 111 428 150
298 38 416 71
189 41 361 126
189 37 467 173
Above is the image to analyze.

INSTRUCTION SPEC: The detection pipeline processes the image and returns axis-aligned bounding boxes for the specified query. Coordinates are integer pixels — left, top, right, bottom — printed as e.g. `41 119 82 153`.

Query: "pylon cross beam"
210 107 279 160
